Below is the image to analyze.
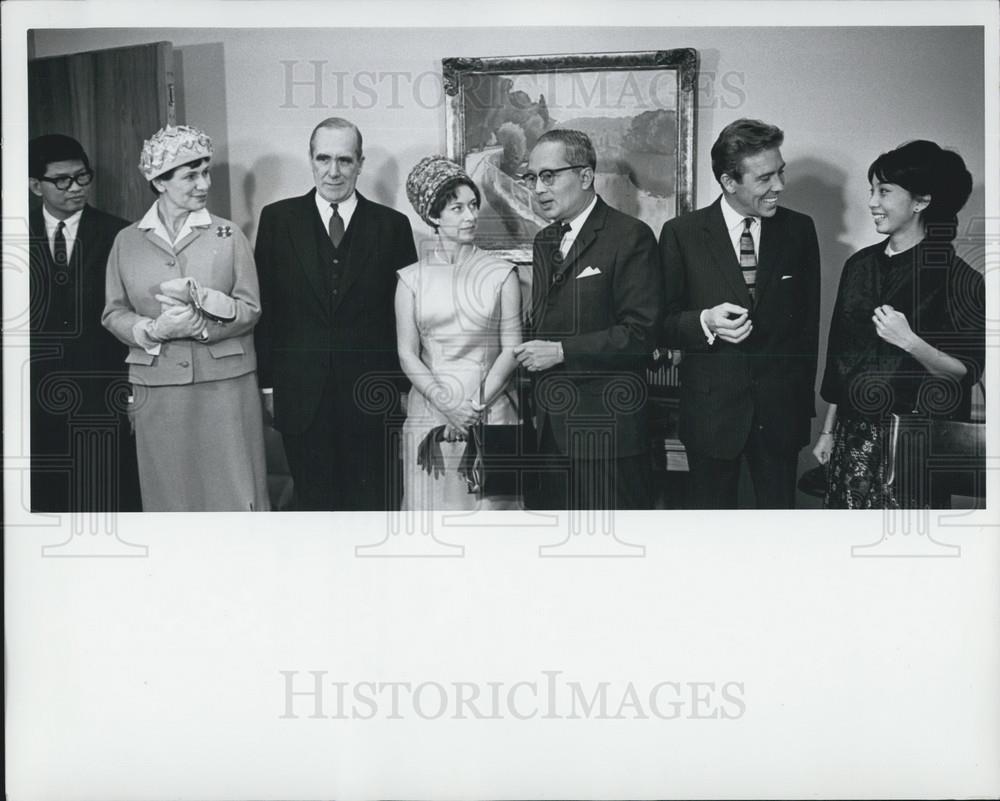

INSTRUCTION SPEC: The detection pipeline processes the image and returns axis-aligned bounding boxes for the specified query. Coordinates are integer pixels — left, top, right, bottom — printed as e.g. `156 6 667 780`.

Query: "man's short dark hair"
29 134 91 179
710 119 784 184
534 128 597 171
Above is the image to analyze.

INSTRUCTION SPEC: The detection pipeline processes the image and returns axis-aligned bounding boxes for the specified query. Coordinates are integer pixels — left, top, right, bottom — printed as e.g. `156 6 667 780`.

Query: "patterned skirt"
824 414 899 509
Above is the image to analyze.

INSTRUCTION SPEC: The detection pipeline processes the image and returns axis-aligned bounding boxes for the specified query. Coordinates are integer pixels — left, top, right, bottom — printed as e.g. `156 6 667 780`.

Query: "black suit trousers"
527 417 652 510
281 371 402 512
685 419 798 509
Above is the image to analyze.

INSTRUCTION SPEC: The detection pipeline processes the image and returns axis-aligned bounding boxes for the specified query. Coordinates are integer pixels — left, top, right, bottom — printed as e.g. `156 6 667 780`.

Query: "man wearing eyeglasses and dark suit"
28 134 141 512
515 129 662 509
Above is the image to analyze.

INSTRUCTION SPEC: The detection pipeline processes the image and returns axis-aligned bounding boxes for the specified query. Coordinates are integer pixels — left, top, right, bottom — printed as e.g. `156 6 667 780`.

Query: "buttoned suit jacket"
659 198 821 459
253 189 417 436
29 203 138 510
102 213 261 386
528 196 662 459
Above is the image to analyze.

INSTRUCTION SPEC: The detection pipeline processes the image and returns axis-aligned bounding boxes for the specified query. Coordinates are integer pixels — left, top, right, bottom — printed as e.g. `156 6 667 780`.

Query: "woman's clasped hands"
442 398 485 442
151 293 207 340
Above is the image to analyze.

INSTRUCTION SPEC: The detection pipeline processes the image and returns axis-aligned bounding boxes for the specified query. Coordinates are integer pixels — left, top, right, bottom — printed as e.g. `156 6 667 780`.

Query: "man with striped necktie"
659 119 821 508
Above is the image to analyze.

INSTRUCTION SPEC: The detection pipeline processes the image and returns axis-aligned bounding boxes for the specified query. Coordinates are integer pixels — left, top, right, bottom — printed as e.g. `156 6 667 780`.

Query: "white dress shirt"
42 205 83 262
558 194 598 257
314 190 357 234
719 193 761 261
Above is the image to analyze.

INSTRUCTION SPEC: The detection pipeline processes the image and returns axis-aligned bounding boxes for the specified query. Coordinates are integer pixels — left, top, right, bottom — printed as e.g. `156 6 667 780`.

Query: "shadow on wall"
784 156 854 509
363 146 405 209
175 42 232 221
956 180 987 275
240 154 301 243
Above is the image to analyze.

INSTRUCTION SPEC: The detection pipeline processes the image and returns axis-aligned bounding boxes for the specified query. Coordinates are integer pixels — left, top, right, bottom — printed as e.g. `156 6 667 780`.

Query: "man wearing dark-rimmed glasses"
28 134 140 512
515 128 662 510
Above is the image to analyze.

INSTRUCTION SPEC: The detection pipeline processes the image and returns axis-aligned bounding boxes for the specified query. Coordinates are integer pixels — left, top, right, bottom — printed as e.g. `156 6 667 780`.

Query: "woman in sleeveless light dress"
395 156 522 511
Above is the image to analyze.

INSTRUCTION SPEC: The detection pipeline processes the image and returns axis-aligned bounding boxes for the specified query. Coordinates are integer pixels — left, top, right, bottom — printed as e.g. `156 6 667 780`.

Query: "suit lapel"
172 224 208 255
286 190 329 318
702 199 753 308
74 205 96 272
142 228 177 258
552 196 605 286
333 192 371 313
29 207 52 266
531 221 562 330
535 196 606 330
754 212 786 304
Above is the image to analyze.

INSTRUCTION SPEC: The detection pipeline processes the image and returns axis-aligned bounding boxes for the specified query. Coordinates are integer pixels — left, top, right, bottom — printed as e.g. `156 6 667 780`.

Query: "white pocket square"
576 266 602 279
781 274 794 280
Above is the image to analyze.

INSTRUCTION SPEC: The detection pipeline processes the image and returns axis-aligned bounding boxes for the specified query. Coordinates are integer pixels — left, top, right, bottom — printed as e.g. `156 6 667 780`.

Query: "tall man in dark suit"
659 118 820 508
254 118 417 511
28 134 141 512
515 129 661 509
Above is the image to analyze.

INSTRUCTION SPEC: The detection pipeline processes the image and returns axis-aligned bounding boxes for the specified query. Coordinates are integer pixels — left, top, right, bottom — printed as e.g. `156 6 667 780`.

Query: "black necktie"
556 221 572 249
53 221 67 266
550 222 573 285
739 217 757 302
328 203 344 248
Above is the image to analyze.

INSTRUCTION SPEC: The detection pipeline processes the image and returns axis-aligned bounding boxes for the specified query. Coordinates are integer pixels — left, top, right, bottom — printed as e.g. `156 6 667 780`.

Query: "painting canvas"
444 50 698 261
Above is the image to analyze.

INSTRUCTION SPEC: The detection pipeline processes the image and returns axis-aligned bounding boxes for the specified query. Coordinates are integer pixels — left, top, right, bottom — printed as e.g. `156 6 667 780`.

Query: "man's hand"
704 302 752 344
514 340 564 372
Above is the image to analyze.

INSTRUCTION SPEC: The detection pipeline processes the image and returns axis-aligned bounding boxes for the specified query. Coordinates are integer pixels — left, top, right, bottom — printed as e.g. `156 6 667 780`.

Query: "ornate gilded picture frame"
443 49 698 263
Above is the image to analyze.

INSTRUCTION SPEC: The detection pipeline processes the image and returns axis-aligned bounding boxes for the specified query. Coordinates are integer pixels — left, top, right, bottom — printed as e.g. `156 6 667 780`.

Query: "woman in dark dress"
812 141 984 508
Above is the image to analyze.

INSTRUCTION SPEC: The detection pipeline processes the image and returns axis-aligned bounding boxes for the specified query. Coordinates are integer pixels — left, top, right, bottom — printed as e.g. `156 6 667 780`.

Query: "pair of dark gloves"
416 426 483 494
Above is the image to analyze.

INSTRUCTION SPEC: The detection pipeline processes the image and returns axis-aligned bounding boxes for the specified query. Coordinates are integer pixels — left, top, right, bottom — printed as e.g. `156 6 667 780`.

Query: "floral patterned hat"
406 155 471 226
139 125 213 181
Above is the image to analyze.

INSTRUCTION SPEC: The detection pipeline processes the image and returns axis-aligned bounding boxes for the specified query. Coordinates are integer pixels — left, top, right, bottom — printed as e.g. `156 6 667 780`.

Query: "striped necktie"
739 217 757 302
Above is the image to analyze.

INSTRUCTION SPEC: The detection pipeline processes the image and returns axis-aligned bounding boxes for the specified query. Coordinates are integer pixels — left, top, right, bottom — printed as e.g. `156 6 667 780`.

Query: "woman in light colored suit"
103 125 269 511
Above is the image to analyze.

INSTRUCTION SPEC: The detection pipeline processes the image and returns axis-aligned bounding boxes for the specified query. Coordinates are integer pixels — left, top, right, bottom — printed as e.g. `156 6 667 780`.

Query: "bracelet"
821 430 833 435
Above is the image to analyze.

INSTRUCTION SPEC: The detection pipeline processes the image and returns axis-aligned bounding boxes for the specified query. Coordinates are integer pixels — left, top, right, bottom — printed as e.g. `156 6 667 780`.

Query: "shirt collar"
563 194 598 235
42 205 83 235
314 190 358 223
720 194 759 232
138 203 212 245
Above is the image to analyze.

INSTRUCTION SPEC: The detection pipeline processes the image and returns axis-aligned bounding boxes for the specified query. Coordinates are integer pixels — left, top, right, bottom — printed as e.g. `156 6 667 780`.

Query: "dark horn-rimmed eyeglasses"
38 170 94 190
517 165 589 189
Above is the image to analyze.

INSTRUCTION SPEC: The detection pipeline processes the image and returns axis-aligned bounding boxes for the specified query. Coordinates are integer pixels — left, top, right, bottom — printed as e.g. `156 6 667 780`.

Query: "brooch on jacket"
216 225 232 238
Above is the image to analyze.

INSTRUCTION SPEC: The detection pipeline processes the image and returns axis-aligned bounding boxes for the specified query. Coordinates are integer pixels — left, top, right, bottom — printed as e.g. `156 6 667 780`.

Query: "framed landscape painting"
443 49 698 262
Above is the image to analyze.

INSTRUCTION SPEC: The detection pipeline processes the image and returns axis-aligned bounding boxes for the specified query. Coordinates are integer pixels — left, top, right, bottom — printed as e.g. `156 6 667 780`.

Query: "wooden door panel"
29 42 176 222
